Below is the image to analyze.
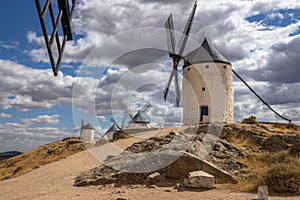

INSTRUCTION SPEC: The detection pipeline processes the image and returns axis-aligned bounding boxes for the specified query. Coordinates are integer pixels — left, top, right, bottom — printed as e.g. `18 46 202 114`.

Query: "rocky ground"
74 122 300 195
1 122 300 199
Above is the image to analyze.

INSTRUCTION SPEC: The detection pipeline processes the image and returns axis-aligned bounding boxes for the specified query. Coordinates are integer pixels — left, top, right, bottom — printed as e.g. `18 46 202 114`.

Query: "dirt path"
0 128 299 200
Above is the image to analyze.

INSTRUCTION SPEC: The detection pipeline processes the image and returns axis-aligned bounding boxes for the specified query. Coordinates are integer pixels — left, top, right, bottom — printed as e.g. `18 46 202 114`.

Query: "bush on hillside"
242 116 257 124
264 163 300 194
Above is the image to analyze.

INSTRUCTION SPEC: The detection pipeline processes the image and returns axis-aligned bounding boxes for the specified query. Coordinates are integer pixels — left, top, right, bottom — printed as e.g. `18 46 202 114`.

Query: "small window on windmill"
187 67 190 71
34 0 77 76
202 87 205 91
223 65 227 69
205 65 209 69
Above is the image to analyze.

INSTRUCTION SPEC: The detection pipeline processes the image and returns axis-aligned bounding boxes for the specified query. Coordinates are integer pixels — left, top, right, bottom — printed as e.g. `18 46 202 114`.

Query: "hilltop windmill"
118 101 152 129
163 1 291 125
105 117 126 140
75 119 107 142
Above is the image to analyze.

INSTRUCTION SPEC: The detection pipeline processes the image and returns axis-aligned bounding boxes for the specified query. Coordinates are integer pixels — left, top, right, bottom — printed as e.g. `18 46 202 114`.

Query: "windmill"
118 101 152 129
75 118 108 141
104 117 127 140
163 1 291 125
34 0 76 76
164 1 197 107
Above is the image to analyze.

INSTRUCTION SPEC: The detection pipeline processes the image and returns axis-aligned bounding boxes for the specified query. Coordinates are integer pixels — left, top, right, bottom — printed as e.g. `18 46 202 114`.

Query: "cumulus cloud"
0 112 11 119
96 115 107 122
0 59 97 112
2 0 300 154
242 36 300 84
17 0 300 125
0 121 72 152
21 114 60 125
0 40 20 50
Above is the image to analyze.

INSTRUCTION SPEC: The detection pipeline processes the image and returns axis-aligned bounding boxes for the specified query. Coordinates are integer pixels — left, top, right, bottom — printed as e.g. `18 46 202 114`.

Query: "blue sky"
1 0 300 152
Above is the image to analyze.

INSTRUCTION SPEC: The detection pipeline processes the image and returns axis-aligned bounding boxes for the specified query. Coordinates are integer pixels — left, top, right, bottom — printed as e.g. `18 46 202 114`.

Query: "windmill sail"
165 14 176 55
118 101 134 120
110 117 123 131
34 0 76 76
163 1 197 107
178 1 197 56
140 102 152 115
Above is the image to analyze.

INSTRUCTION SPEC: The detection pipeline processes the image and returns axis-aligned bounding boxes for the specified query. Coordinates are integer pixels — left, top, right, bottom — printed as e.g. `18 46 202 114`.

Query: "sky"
0 0 300 152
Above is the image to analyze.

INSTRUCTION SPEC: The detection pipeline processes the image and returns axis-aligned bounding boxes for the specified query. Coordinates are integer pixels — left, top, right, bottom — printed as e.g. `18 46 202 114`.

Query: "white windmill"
163 0 291 125
164 1 233 125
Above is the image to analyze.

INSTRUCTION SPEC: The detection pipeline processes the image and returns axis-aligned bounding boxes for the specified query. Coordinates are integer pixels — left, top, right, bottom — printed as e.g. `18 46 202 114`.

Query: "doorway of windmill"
200 106 209 122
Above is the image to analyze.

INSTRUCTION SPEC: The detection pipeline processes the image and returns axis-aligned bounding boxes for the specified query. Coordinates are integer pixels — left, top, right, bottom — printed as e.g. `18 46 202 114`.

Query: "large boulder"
166 152 238 184
182 171 214 189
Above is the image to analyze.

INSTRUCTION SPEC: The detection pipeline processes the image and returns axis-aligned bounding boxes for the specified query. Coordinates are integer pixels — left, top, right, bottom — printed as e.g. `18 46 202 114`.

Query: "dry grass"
235 152 300 194
222 121 300 194
0 137 85 181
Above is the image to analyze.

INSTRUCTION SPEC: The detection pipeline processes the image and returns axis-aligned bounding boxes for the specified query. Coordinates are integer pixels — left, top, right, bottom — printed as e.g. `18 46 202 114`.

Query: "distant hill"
0 151 23 162
0 137 85 181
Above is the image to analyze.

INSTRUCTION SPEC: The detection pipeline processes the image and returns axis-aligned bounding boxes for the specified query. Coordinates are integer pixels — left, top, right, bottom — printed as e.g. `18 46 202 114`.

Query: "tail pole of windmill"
232 69 291 123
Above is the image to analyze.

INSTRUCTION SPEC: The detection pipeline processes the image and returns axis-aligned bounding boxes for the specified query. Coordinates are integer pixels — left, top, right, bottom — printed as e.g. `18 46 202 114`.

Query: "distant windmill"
118 101 152 129
104 117 127 140
164 1 197 107
75 118 106 141
109 117 126 132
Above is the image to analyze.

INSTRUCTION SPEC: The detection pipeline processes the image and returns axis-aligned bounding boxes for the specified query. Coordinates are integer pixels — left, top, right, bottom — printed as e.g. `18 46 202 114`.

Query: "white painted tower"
182 38 234 125
80 120 95 141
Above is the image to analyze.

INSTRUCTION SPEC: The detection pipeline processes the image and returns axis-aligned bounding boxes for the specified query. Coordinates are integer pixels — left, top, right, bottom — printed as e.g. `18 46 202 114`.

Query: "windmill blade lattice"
163 69 175 102
174 70 181 105
165 14 176 55
118 101 134 120
178 1 197 56
110 117 123 131
140 102 152 115
163 0 197 107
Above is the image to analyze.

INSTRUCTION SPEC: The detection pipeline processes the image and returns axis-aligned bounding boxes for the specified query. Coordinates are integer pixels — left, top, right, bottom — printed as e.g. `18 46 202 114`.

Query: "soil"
0 123 300 199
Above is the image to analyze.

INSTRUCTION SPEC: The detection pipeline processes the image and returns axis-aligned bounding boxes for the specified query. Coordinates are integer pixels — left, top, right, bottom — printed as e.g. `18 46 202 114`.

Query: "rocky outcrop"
74 125 238 187
74 123 300 188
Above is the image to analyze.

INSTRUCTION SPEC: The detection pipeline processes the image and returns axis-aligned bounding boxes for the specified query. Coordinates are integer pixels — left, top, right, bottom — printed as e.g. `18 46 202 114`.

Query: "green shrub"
264 163 300 194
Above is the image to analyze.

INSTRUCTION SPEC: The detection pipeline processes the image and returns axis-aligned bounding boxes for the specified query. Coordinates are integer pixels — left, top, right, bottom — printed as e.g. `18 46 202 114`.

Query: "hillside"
75 122 300 195
0 137 85 181
1 122 300 198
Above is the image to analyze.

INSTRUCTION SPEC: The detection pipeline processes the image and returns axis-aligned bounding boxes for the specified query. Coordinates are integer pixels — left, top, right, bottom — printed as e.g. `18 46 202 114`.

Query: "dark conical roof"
107 124 118 132
83 123 94 129
184 38 231 67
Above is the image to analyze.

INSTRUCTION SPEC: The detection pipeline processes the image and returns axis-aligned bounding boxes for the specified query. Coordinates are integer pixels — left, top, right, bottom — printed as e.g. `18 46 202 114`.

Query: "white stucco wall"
80 129 95 141
182 62 234 125
127 122 150 129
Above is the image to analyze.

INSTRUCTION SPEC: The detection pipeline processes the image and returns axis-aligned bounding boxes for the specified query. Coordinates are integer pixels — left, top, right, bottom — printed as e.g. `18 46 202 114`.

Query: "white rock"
257 185 269 200
182 171 214 189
